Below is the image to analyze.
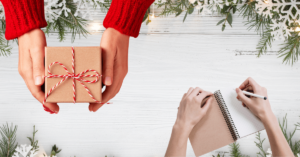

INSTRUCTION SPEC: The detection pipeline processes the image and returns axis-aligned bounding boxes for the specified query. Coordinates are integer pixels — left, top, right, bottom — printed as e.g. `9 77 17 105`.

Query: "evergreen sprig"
279 114 300 155
45 0 89 43
255 132 267 157
155 0 300 64
229 142 249 157
27 125 39 154
0 123 18 157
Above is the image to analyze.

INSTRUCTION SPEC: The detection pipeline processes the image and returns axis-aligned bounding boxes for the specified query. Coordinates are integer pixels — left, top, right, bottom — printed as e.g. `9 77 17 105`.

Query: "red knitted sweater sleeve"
103 0 154 38
1 0 47 40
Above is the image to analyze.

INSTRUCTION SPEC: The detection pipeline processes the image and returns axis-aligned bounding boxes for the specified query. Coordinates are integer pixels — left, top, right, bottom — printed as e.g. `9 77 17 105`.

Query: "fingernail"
35 76 42 85
105 77 112 85
235 88 239 93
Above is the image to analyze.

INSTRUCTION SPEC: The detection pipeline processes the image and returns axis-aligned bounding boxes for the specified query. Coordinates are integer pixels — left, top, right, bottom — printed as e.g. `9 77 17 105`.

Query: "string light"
263 0 269 4
151 3 155 18
90 23 103 32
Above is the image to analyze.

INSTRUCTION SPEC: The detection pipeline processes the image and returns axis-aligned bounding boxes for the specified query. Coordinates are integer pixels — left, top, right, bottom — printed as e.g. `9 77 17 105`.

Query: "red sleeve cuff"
1 0 47 40
103 0 154 38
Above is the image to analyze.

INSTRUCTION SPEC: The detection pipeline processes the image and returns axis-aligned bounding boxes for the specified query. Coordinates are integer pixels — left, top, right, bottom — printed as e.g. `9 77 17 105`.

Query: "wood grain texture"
0 13 300 157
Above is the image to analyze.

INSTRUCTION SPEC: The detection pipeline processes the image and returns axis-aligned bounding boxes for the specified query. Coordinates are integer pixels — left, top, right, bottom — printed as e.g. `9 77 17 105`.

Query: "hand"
235 77 273 122
18 28 59 114
175 87 213 131
89 28 129 112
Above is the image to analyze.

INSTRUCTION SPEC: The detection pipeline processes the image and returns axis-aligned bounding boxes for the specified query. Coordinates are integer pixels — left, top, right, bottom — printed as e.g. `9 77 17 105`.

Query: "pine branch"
51 144 62 157
278 34 300 65
255 132 267 157
0 123 18 157
256 29 274 57
229 142 249 157
244 14 272 35
0 19 12 57
27 125 39 154
45 0 89 43
238 1 257 20
279 114 300 155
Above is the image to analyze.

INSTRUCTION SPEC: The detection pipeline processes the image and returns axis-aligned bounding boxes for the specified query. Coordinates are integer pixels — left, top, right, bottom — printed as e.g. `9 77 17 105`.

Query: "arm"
165 87 213 157
1 0 59 114
89 0 155 111
236 77 294 157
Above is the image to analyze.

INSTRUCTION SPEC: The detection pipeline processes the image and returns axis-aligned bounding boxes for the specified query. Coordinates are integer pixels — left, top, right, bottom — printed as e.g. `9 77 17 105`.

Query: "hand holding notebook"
166 77 294 157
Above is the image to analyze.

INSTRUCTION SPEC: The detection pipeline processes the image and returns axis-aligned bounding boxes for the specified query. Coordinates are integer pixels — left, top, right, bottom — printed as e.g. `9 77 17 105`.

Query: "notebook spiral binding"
214 90 240 141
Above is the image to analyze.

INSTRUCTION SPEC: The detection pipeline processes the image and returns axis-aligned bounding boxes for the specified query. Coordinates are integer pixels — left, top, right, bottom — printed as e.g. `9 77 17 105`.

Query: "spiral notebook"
189 88 265 156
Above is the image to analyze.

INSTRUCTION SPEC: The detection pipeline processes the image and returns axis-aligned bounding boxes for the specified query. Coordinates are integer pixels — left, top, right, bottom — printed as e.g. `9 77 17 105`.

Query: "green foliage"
0 123 18 157
27 125 39 154
91 0 111 12
212 152 227 157
255 132 267 157
279 114 300 155
51 144 62 156
256 29 273 57
255 115 300 156
155 0 300 64
229 142 249 157
44 144 62 157
278 34 300 65
45 0 89 43
0 17 12 57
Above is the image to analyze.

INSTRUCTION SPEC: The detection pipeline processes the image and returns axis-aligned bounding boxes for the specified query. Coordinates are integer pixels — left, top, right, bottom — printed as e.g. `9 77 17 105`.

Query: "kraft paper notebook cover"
189 88 265 156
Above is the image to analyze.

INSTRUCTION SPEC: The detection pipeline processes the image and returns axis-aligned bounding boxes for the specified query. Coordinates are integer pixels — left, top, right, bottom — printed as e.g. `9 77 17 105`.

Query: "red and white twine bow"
43 47 104 113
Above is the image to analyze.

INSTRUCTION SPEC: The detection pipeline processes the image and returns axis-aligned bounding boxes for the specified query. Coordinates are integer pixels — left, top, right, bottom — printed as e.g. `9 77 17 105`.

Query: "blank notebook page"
219 88 265 138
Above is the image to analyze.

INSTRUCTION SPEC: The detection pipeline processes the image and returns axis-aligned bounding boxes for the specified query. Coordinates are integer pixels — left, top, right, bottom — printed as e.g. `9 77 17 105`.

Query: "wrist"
260 112 277 126
173 120 194 135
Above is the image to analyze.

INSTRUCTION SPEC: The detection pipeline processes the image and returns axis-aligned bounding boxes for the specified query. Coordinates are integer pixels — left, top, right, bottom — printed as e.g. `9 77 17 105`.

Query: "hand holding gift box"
44 47 103 113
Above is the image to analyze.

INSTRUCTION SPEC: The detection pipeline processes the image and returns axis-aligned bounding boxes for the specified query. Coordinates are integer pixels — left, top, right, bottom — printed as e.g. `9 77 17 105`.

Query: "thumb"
236 88 251 106
102 48 114 86
201 96 212 114
31 48 45 86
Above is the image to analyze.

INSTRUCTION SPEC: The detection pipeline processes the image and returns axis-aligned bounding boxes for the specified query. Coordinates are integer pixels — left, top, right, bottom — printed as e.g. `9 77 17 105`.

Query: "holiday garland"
0 0 299 64
0 0 112 57
153 0 300 65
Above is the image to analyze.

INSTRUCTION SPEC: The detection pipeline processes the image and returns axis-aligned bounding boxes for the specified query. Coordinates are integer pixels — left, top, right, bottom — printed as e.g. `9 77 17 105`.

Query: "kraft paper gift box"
45 47 101 103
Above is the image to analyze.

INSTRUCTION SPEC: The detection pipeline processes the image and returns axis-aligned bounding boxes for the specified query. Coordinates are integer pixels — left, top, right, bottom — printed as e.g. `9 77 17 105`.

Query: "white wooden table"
0 11 299 157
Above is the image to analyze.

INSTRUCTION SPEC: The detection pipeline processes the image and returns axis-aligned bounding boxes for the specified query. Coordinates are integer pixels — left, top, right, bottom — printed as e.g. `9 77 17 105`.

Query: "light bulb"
295 27 300 31
90 23 103 32
263 0 269 4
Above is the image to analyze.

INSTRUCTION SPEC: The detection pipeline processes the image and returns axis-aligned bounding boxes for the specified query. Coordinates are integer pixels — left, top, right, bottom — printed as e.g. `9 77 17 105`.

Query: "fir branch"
255 132 267 157
229 142 249 157
256 29 274 57
279 114 300 155
45 0 89 43
238 0 257 20
0 19 12 57
27 125 39 154
50 144 61 157
0 123 18 157
244 14 272 35
278 34 300 65
92 0 112 12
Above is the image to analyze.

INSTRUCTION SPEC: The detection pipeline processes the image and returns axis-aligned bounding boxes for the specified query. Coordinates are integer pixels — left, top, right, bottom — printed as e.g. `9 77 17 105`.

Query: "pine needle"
0 123 18 157
255 132 267 157
278 34 300 65
229 142 249 157
27 125 39 154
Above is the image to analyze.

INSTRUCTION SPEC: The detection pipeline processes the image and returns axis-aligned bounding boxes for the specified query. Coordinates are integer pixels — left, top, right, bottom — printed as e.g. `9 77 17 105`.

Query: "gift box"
45 47 101 103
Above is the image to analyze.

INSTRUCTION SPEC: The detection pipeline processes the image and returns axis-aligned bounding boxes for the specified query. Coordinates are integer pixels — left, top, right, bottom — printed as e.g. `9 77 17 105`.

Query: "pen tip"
264 97 267 100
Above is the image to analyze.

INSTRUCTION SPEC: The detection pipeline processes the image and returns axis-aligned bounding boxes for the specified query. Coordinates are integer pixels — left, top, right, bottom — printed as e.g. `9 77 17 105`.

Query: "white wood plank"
0 32 299 156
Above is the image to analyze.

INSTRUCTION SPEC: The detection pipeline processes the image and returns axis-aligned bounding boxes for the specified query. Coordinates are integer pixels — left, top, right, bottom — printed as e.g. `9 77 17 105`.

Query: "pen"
242 90 267 100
